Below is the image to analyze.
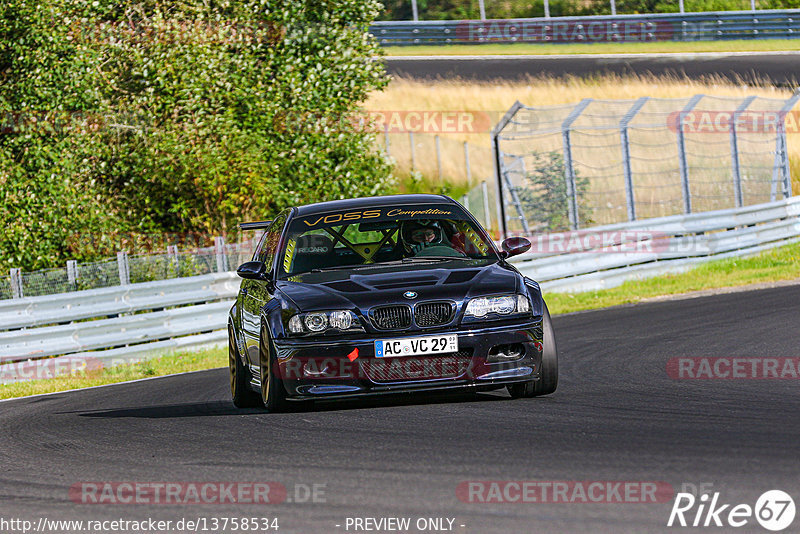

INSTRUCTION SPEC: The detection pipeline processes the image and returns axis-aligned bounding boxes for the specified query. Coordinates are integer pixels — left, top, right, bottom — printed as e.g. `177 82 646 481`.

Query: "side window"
257 212 287 271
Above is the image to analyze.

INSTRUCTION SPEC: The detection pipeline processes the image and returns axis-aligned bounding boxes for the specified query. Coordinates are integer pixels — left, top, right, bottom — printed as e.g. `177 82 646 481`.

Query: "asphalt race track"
2 284 800 533
385 52 800 86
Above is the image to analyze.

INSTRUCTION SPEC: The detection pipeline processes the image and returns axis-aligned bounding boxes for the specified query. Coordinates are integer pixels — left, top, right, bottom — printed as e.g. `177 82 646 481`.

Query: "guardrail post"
215 236 229 273
117 251 130 286
10 268 23 299
464 141 472 184
730 96 756 208
167 245 179 276
561 98 593 230
677 94 704 214
409 131 416 172
619 97 649 222
481 180 492 233
66 260 78 288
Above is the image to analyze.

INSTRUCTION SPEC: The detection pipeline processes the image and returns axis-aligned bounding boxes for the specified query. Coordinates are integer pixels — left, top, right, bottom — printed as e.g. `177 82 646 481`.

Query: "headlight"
464 295 531 319
287 310 361 335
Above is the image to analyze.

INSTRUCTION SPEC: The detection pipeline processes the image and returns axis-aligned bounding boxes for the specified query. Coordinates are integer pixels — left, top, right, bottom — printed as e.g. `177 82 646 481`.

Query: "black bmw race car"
228 194 557 411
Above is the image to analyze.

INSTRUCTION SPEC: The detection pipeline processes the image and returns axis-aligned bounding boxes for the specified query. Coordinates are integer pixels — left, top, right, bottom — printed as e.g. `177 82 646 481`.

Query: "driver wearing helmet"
401 220 444 255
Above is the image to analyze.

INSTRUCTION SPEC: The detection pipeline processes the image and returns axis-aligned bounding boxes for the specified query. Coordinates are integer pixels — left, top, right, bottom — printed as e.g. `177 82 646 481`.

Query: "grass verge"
546 241 800 314
2 241 798 400
0 347 226 400
384 39 800 56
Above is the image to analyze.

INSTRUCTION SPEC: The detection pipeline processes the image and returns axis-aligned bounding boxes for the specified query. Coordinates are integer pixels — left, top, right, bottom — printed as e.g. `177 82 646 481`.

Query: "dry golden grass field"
365 75 800 214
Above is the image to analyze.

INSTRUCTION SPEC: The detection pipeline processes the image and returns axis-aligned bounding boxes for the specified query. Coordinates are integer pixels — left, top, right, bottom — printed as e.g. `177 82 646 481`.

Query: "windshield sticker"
300 208 455 229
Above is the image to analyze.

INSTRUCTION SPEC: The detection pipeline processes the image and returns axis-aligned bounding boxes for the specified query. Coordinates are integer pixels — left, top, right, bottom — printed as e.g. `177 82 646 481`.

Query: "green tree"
0 0 393 271
518 151 591 232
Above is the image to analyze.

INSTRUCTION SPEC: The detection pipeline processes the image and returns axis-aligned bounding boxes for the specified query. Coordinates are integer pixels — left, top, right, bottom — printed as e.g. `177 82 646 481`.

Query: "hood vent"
324 280 368 293
444 270 479 284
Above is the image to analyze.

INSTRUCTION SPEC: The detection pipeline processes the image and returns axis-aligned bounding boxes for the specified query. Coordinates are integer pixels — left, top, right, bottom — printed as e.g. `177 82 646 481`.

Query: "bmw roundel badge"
403 291 418 300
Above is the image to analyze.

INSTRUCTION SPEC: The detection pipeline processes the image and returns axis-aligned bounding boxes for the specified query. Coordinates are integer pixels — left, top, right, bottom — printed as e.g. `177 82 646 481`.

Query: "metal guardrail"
1 197 798 382
514 196 800 291
370 10 800 45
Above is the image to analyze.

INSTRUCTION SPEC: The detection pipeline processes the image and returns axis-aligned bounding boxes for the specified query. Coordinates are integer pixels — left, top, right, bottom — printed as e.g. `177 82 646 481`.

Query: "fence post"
66 260 78 288
481 180 492 232
619 97 649 222
409 132 416 172
10 268 23 299
771 90 800 200
561 98 593 230
435 134 442 179
215 236 229 273
492 101 524 240
677 94 704 214
167 245 179 276
464 141 472 184
384 123 390 157
461 194 469 212
730 96 756 208
117 251 130 285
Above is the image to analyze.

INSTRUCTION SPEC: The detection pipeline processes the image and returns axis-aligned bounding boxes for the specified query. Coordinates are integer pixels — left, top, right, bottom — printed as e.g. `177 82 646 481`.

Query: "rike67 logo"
668 488 796 531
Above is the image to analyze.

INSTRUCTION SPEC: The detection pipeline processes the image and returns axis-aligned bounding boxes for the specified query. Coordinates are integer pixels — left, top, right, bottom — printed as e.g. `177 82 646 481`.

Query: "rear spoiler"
239 220 273 231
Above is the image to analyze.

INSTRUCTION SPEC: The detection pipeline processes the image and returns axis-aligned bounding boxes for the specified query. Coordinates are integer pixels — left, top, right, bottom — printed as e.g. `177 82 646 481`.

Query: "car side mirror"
501 236 532 258
237 261 268 280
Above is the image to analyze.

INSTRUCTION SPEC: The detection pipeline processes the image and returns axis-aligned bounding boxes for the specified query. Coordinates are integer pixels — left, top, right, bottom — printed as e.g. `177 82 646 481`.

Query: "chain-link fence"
494 92 800 234
4 237 260 300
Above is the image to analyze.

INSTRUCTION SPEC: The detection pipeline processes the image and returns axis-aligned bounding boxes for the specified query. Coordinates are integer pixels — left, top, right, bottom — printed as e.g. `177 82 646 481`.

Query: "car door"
241 212 287 368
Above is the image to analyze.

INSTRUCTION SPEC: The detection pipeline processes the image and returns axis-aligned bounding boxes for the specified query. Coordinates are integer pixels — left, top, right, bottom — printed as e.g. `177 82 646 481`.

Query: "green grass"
0 347 226 400
2 241 799 400
546 241 800 314
384 39 800 56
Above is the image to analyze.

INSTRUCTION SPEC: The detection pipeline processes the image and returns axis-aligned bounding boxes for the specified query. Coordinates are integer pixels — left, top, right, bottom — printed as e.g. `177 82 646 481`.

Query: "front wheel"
259 322 289 413
229 325 262 408
508 301 558 398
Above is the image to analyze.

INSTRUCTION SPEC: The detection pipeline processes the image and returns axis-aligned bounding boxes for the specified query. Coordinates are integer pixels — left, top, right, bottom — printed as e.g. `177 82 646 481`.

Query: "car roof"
293 194 457 217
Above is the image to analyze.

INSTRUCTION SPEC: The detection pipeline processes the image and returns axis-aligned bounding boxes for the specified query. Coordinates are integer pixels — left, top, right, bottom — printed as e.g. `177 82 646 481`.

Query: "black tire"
229 325 262 408
259 322 289 413
508 301 559 398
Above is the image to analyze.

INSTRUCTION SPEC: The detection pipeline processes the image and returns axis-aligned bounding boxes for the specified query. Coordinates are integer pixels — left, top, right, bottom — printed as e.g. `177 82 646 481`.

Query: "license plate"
374 334 458 358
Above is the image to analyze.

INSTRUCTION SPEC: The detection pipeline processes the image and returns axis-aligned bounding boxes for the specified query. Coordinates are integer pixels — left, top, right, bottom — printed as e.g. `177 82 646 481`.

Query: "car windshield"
278 204 496 277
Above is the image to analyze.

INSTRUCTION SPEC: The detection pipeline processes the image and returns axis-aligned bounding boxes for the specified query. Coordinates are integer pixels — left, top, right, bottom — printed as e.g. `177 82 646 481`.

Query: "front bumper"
273 319 543 400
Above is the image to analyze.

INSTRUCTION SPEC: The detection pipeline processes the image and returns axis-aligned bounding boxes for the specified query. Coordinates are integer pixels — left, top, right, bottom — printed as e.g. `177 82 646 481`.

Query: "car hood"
275 259 521 312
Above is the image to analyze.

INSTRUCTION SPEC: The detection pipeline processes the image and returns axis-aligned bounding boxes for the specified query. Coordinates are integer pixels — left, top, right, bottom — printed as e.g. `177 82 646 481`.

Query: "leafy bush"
0 0 393 271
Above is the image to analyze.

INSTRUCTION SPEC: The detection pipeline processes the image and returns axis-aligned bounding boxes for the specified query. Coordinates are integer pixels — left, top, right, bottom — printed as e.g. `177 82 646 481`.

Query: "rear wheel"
259 322 289 413
508 301 558 398
229 325 262 408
